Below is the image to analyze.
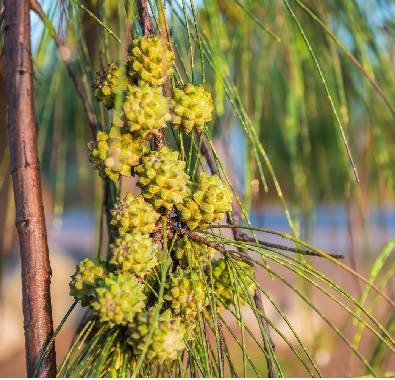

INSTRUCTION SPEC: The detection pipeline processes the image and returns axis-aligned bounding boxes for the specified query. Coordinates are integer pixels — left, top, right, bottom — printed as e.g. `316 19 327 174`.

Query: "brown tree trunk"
3 0 56 377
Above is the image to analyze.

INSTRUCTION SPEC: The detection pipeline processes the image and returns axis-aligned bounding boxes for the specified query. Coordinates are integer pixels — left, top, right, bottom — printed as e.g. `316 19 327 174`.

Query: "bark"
3 0 56 377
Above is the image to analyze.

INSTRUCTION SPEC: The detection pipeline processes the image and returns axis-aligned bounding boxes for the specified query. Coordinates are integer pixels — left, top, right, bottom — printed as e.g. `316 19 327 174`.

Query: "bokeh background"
0 0 394 376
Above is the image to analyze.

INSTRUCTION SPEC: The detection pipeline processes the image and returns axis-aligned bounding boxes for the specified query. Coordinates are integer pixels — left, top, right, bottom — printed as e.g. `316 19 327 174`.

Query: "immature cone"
212 258 256 309
111 193 160 235
127 35 174 87
136 147 191 210
94 62 128 109
122 85 171 138
91 273 146 327
177 172 232 230
89 127 146 182
69 258 107 306
127 309 186 363
109 232 159 277
165 269 208 322
172 84 214 133
174 236 216 268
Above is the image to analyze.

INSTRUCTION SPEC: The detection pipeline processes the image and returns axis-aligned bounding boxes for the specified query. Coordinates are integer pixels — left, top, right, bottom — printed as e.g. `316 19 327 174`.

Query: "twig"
196 131 218 175
176 227 227 253
30 0 99 138
137 0 154 35
234 230 344 259
4 0 56 375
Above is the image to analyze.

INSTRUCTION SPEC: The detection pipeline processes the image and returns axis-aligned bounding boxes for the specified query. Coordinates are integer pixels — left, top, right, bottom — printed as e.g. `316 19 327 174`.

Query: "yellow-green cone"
136 147 191 210
110 193 160 235
69 258 108 306
127 35 174 87
127 309 186 363
122 85 170 139
212 258 256 309
89 127 147 182
91 273 146 327
94 62 128 109
164 268 208 322
174 236 216 268
171 84 214 133
109 232 159 277
177 172 232 230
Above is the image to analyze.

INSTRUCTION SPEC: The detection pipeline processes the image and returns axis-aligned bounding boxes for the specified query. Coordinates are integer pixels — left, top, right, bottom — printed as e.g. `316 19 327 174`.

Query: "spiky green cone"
89 127 147 182
165 269 208 322
94 62 128 109
212 258 256 309
127 309 186 363
109 232 159 277
136 147 191 210
122 85 171 139
69 258 108 306
174 236 216 268
91 273 146 327
171 84 214 133
127 35 174 87
176 197 203 230
111 193 160 235
177 172 232 230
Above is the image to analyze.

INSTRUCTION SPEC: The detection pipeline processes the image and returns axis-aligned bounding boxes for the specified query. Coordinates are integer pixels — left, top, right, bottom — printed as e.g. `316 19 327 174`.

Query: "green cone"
127 309 186 363
109 232 159 277
172 84 214 133
165 268 208 322
89 127 147 182
212 258 256 309
69 258 108 306
127 35 174 87
91 273 146 327
136 147 191 210
94 62 128 109
177 172 232 230
111 193 160 235
174 236 216 268
122 85 170 139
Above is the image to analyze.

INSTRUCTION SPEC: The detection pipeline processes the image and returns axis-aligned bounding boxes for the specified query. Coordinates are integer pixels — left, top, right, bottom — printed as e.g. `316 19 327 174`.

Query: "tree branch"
30 0 99 138
233 229 344 259
4 0 56 376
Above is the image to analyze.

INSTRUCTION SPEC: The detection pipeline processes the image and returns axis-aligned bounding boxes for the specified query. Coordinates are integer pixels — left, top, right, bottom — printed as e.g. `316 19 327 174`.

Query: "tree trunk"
3 0 56 377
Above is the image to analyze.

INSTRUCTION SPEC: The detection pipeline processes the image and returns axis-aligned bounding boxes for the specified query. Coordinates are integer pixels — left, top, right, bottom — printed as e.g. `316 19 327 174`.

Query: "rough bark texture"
3 0 56 376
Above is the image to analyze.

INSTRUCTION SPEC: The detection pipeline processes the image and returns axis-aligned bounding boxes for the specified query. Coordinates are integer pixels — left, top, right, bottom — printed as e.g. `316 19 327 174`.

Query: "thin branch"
196 131 218 175
234 230 344 259
30 0 99 138
137 0 154 35
4 0 56 375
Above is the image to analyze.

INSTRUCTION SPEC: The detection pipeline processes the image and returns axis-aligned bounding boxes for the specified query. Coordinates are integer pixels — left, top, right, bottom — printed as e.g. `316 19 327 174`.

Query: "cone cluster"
76 34 252 367
90 35 214 182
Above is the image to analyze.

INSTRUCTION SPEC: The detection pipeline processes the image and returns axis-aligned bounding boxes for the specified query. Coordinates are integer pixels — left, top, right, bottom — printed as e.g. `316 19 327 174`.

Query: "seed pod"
212 258 256 309
127 35 174 87
91 273 146 327
171 84 214 133
89 127 147 182
122 85 171 139
174 236 216 268
109 232 159 277
69 258 108 306
136 147 191 210
177 172 232 230
94 62 128 109
111 193 160 235
127 309 186 363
